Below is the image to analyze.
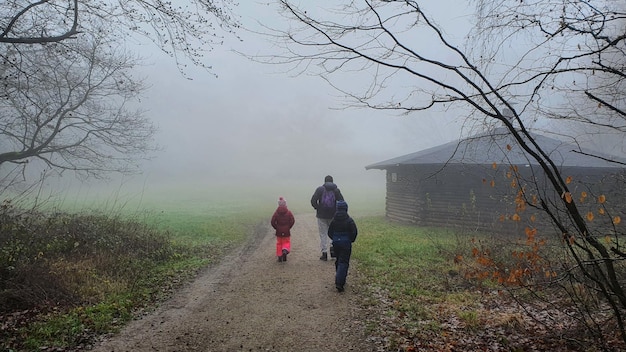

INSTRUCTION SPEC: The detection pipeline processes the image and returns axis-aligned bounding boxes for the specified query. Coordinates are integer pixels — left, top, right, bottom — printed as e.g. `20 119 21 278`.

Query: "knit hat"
336 200 348 211
324 175 333 182
278 197 287 207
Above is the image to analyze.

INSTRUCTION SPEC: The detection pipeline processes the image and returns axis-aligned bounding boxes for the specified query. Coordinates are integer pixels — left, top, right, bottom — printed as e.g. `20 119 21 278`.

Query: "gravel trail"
91 214 376 352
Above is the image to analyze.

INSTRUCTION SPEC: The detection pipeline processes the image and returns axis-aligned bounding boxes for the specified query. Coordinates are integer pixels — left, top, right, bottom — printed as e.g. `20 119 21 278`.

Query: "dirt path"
91 214 376 352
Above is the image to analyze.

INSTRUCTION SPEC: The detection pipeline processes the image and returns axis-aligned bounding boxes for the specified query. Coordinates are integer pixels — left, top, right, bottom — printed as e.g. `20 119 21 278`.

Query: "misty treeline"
0 0 239 195
266 0 626 348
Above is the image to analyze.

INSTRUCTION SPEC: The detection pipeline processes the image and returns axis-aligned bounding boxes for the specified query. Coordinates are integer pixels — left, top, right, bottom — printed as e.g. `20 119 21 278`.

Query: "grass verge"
0 201 268 351
350 216 625 351
351 216 480 350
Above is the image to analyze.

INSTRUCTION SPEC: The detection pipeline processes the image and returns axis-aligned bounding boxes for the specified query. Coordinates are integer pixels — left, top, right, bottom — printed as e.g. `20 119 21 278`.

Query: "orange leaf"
492 162 497 169
525 227 537 244
564 192 572 203
614 216 621 225
530 214 536 222
566 176 573 184
511 213 521 221
598 195 606 204
587 212 594 221
605 236 612 244
599 208 605 215
490 180 496 188
506 144 512 151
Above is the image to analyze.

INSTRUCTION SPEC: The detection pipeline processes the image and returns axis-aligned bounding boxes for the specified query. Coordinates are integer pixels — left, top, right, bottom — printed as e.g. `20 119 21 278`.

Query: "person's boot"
282 249 288 262
319 252 328 261
278 255 283 262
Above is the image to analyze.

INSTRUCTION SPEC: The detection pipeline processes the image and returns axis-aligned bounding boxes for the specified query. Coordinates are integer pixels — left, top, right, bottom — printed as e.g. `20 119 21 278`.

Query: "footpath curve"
91 214 376 352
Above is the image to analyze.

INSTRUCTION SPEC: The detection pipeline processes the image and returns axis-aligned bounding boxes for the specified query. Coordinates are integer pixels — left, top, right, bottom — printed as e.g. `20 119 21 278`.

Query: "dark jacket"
327 207 357 243
271 205 295 237
310 182 344 219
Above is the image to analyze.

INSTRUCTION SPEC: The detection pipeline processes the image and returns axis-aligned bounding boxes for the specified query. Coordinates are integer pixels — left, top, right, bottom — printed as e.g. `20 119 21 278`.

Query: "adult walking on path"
310 175 344 261
91 215 375 352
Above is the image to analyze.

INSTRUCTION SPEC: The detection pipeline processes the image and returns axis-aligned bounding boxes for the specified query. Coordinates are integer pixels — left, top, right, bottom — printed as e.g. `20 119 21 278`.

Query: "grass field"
2 184 390 349
1 189 277 350
351 217 481 349
4 183 622 351
0 180 474 350
11 183 611 350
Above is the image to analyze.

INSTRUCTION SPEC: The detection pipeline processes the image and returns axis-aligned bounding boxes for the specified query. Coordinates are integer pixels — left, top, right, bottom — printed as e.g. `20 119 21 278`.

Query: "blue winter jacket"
327 207 357 244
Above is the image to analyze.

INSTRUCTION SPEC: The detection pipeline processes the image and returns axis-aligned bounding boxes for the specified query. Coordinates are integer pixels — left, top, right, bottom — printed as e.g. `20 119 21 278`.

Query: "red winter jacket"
271 205 295 237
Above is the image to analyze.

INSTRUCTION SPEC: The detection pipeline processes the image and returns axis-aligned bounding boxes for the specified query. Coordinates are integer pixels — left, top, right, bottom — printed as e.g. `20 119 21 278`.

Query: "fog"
27 1 623 215
25 1 478 214
42 1 464 213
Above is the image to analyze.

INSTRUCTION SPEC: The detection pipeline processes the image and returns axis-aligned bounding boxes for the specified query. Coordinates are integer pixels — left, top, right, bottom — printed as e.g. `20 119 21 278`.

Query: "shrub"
0 199 175 312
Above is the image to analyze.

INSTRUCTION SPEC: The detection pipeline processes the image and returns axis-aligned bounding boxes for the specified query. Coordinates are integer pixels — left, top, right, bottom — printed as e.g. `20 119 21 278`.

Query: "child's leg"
283 236 291 254
335 243 352 290
276 237 283 257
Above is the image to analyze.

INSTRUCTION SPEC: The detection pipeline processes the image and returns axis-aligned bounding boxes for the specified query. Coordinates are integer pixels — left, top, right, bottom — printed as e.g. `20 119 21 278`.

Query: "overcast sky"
61 1 473 208
42 0 624 214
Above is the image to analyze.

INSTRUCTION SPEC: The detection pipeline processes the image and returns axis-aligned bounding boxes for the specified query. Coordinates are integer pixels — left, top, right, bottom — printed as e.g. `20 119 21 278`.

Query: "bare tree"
0 32 156 189
268 0 626 347
0 0 239 70
0 0 240 191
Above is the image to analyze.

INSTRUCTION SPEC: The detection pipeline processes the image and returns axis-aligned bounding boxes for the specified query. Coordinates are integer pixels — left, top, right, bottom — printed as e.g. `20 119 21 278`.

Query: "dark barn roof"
365 128 626 231
366 128 624 170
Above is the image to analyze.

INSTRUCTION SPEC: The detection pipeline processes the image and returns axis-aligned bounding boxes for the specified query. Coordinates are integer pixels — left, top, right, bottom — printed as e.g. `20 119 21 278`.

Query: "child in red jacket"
271 197 295 262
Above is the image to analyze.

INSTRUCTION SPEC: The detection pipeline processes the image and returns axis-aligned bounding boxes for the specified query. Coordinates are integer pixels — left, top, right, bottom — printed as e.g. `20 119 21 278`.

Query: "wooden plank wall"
384 164 626 237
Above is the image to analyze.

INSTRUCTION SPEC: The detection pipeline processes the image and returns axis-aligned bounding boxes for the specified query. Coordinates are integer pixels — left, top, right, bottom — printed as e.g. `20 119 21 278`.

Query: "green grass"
354 217 463 293
2 190 454 351
24 297 135 349
0 194 271 351
7 201 609 351
352 217 483 342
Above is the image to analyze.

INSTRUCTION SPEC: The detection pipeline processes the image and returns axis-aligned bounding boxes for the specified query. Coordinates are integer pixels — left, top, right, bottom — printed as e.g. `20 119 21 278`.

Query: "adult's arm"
310 187 321 209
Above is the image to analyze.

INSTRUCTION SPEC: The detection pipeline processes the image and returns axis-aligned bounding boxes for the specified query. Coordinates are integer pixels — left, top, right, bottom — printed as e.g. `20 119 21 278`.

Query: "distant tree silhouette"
0 0 240 192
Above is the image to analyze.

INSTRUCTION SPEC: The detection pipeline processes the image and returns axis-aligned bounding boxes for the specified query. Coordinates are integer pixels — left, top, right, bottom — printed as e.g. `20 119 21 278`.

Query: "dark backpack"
320 188 336 209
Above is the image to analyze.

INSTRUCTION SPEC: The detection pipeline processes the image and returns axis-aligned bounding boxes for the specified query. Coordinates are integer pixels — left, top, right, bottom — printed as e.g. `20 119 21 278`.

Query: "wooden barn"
365 128 626 235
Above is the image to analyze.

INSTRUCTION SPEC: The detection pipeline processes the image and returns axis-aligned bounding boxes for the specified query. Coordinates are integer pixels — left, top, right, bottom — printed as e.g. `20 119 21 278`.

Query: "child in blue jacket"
327 200 357 292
